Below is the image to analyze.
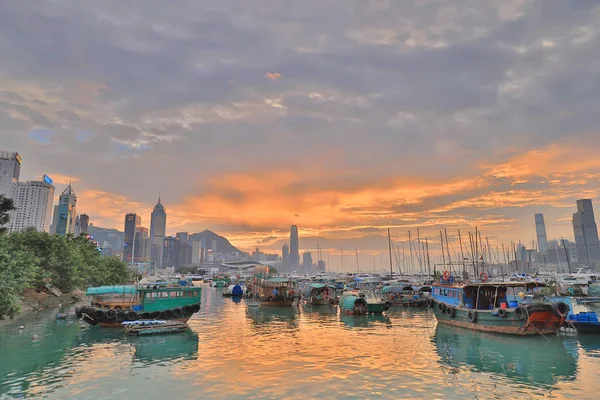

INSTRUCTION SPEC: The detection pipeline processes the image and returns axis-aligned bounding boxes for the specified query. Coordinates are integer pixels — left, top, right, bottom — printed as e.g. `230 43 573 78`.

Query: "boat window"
160 291 169 298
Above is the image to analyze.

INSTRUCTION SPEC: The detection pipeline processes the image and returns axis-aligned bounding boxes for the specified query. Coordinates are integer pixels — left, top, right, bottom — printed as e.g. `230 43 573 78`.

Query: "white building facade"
10 180 55 233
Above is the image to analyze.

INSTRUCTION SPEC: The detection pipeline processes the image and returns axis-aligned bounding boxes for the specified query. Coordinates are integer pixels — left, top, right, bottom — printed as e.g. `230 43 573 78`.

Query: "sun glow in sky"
1 1 600 269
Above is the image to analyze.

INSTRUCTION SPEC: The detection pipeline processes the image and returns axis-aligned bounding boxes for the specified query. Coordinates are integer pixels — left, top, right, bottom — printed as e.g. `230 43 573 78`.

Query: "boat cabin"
432 282 546 310
138 287 202 312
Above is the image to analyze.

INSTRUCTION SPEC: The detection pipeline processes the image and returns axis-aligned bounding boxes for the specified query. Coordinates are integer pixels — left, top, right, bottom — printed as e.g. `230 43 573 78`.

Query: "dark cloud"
1 0 600 263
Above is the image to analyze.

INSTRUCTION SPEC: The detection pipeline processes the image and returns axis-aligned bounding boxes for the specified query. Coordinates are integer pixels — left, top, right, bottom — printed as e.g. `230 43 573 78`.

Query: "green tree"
0 195 15 235
0 235 40 318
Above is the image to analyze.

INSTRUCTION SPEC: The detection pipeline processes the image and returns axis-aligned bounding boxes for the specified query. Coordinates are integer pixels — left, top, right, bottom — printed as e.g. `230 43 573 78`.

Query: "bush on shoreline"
0 229 133 319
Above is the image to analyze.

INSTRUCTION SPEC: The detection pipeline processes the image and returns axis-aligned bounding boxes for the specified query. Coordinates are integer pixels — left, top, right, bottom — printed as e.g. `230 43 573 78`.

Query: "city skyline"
2 2 600 265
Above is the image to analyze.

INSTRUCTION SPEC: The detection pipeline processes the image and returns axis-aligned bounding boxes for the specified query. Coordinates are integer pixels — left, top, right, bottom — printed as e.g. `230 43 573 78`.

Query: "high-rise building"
282 244 289 272
573 199 600 265
149 195 167 269
135 227 149 262
302 251 313 272
318 260 326 272
289 225 300 269
177 232 192 266
52 184 77 236
9 179 54 233
123 213 141 262
74 215 81 236
0 150 21 197
534 213 548 255
163 236 180 268
80 214 90 234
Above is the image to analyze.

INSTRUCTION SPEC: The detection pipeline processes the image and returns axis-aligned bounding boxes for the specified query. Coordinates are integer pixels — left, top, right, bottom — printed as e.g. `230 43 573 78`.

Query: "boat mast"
458 230 466 279
440 231 446 273
425 238 431 279
341 245 344 275
561 237 572 274
355 248 360 275
387 229 393 279
444 229 452 274
408 231 414 276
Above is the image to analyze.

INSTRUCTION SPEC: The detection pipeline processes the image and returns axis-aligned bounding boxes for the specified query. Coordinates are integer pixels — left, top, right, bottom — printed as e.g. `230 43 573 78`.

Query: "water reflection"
302 304 338 316
577 335 600 358
130 330 199 364
339 313 392 329
434 324 578 389
246 306 298 327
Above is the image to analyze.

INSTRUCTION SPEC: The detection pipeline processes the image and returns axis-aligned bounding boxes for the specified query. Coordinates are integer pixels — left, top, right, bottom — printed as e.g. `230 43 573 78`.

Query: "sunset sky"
1 1 600 270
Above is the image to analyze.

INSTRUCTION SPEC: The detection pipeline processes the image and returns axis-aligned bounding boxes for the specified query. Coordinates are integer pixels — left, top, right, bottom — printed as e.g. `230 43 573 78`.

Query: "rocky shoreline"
19 288 84 313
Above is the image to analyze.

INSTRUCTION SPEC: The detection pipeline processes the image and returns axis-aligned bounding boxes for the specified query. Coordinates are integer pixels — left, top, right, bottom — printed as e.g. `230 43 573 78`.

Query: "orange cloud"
264 72 282 80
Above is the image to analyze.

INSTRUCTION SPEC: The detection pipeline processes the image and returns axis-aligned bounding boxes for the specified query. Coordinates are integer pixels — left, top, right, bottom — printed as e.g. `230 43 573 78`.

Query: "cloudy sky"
1 0 600 269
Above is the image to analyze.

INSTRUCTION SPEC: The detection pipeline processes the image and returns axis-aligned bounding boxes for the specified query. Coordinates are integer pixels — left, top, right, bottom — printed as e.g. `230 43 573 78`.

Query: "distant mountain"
88 225 124 250
189 230 243 254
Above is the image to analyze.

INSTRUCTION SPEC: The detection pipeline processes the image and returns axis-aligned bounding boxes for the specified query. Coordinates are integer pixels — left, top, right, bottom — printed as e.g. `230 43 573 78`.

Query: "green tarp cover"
86 285 137 295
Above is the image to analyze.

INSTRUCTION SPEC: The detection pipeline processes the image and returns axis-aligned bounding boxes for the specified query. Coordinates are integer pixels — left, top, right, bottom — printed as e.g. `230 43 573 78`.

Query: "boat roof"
434 281 547 289
266 277 291 283
86 285 137 295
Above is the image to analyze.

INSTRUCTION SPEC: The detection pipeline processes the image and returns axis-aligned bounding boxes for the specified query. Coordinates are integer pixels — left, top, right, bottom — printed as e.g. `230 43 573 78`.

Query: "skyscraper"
80 214 90 234
0 150 21 197
302 251 313 272
289 225 300 270
9 179 54 233
74 215 81 236
135 226 149 262
149 195 167 269
52 184 77 236
573 199 600 265
123 213 141 262
534 213 548 254
282 244 289 272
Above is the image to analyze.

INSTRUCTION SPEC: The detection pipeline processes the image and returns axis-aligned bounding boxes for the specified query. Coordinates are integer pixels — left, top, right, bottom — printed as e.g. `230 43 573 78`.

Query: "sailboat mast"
388 229 393 279
355 248 360 274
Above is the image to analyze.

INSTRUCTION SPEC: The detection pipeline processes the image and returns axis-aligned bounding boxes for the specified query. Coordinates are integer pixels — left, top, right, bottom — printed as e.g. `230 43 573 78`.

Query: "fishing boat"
76 285 201 327
382 285 430 307
303 283 337 305
339 294 368 315
250 277 297 307
358 291 390 314
431 281 568 335
567 311 600 333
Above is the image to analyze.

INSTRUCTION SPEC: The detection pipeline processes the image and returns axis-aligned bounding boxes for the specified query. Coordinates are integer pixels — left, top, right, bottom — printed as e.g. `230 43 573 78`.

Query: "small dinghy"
123 320 189 336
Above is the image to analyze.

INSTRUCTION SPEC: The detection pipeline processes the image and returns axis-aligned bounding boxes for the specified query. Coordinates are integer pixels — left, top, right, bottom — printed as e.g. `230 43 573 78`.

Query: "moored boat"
77 285 201 327
431 282 568 336
339 294 368 315
303 283 337 305
250 277 297 307
223 284 246 297
124 320 189 336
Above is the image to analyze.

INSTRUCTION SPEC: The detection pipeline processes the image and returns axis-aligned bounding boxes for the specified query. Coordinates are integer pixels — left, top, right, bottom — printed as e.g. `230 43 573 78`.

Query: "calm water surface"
2 286 600 399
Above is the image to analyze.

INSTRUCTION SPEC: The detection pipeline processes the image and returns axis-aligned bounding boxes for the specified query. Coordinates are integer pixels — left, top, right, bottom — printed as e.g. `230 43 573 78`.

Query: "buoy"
19 326 25 330
32 334 39 340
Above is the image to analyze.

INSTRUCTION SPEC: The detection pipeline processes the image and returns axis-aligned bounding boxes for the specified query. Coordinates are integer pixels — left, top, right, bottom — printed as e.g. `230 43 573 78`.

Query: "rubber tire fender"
438 302 446 313
468 310 477 323
446 306 455 317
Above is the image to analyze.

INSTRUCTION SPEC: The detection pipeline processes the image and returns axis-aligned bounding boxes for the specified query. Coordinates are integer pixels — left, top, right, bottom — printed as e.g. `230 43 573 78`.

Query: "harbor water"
2 287 600 399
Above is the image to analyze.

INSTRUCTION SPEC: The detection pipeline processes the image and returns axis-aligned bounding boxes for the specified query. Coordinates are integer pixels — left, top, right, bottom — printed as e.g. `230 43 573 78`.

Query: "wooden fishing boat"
250 277 297 307
382 285 430 307
124 320 189 336
358 291 390 314
339 294 368 315
303 283 337 305
431 281 568 336
76 285 202 327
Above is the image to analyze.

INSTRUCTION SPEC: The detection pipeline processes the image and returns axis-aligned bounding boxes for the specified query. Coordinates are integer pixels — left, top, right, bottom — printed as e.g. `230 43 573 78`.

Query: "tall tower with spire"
149 191 167 269
52 183 77 236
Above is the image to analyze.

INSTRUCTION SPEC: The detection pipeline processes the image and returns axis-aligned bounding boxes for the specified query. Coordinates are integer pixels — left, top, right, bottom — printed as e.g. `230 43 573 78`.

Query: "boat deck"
124 321 189 336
